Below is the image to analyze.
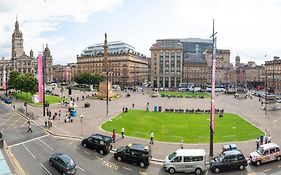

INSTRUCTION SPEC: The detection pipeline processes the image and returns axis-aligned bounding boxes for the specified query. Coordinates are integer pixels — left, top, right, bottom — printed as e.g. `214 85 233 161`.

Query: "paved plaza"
8 88 281 161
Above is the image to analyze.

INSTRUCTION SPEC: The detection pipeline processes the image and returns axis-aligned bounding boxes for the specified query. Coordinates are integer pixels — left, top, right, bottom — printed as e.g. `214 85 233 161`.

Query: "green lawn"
13 92 66 106
159 91 210 98
101 110 263 143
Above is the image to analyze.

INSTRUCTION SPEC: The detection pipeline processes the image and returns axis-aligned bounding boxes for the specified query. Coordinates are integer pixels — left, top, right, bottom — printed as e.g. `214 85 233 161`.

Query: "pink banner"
38 53 43 102
210 43 216 132
2 65 6 90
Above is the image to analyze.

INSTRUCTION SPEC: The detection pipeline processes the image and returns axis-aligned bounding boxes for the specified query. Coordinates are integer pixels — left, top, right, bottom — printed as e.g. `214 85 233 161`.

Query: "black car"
114 143 152 168
210 150 248 173
81 134 112 155
49 153 77 175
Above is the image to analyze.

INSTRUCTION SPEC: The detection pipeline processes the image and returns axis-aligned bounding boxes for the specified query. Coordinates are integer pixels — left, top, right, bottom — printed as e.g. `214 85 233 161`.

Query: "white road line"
123 167 132 171
0 114 18 127
139 172 148 175
96 156 103 160
38 138 54 150
279 165 281 168
77 165 85 172
84 151 91 155
23 144 36 159
264 169 271 172
8 116 23 128
68 141 73 145
41 164 52 175
9 134 49 148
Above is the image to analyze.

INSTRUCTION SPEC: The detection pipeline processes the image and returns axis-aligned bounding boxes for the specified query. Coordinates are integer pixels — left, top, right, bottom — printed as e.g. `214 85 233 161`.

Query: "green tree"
8 71 20 90
74 73 103 85
15 73 38 94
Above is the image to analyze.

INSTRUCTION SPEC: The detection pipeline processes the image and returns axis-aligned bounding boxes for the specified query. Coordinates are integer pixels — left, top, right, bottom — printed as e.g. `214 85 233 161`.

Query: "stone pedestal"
97 81 115 98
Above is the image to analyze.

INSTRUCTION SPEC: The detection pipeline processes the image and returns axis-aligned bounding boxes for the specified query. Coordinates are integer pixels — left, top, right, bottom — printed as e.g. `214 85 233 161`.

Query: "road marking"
123 167 132 171
103 161 119 170
84 151 91 155
9 134 49 148
9 116 24 128
77 165 85 172
75 146 80 150
278 165 281 168
0 114 18 127
23 144 36 159
68 141 73 145
41 164 52 175
139 172 148 175
38 139 54 150
96 156 103 160
264 169 271 172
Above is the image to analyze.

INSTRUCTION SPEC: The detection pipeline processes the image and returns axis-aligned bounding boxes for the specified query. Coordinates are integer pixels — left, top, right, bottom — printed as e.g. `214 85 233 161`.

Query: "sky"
1 0 281 65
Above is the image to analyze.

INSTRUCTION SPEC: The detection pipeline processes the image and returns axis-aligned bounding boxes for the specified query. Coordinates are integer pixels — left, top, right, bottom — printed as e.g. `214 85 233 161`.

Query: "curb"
2 141 27 175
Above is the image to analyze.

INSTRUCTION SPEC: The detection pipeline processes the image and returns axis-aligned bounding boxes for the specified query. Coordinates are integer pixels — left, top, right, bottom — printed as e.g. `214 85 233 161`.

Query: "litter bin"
158 106 162 112
154 106 158 112
70 110 77 117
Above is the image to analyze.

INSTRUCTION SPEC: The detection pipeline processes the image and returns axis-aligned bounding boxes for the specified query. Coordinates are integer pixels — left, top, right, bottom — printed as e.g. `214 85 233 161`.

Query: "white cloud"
0 0 123 62
171 0 281 64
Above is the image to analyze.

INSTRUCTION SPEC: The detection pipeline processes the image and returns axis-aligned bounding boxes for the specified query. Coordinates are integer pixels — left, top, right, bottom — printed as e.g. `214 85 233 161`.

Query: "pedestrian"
27 121 32 133
45 116 48 127
150 131 154 145
132 103 135 109
268 135 271 143
260 135 264 145
219 109 224 118
58 110 61 120
121 128 125 138
112 129 116 143
264 135 268 144
256 137 260 150
180 139 184 149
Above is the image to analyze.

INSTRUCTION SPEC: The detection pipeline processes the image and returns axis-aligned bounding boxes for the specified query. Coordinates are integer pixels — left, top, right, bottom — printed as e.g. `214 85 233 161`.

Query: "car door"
262 150 270 163
229 155 238 170
172 156 183 172
221 156 231 171
87 137 94 149
57 158 66 173
183 156 193 173
122 149 132 162
269 148 276 162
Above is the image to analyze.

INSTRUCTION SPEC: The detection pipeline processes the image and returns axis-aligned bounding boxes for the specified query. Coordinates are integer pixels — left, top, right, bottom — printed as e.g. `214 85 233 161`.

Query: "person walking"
58 110 61 120
27 121 32 133
180 139 184 149
112 129 116 143
121 128 125 138
260 135 264 145
132 103 135 109
150 131 154 145
256 137 260 150
268 135 272 143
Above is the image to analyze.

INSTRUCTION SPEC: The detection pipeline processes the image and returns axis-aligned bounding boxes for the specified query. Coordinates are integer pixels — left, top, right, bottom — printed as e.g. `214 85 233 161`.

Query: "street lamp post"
80 114 83 137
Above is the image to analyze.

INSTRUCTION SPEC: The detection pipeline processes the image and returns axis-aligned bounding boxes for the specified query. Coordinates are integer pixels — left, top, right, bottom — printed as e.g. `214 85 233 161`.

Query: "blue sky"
1 0 281 65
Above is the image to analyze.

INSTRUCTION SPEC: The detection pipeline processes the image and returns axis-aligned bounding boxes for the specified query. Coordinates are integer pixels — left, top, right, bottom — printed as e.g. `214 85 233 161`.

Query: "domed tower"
235 55 240 67
43 44 53 82
11 16 24 58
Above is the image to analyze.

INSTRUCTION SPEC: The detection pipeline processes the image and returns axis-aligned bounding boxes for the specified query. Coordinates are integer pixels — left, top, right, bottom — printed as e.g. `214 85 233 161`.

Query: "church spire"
15 15 19 31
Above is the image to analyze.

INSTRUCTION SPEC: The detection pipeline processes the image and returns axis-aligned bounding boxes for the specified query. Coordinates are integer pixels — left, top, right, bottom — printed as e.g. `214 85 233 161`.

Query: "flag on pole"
38 53 43 102
2 65 7 90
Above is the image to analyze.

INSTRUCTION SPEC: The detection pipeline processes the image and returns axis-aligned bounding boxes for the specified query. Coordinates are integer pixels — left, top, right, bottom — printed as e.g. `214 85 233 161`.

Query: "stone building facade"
53 63 77 82
265 56 281 94
150 40 183 88
204 49 231 85
0 18 53 87
77 41 148 86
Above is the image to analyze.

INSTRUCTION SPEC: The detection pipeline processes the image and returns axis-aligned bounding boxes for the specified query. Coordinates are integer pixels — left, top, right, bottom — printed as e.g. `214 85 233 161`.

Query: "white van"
163 149 206 174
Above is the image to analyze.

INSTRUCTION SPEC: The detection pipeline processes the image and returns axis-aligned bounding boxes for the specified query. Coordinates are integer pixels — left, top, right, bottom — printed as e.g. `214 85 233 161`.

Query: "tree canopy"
9 71 38 94
74 73 103 85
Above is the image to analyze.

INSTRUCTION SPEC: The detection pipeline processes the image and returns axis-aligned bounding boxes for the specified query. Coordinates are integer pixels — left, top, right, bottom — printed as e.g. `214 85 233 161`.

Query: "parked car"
81 134 113 155
49 153 77 175
3 97 12 104
114 143 151 168
163 149 206 174
250 143 281 166
276 98 281 103
210 150 248 173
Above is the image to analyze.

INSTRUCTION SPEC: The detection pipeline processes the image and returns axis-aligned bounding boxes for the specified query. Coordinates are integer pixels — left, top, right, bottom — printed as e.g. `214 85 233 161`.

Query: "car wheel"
117 156 122 162
195 168 202 175
277 156 281 161
139 162 145 168
239 165 245 170
99 150 104 155
256 161 261 166
49 160 53 166
82 143 87 148
168 167 175 174
214 167 220 173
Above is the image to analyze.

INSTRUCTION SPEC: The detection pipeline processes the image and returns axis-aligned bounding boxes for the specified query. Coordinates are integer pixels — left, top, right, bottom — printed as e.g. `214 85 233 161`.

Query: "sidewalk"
10 90 260 162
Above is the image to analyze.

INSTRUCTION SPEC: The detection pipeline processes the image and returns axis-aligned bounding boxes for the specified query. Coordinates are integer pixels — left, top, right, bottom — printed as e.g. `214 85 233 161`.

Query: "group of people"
256 134 272 149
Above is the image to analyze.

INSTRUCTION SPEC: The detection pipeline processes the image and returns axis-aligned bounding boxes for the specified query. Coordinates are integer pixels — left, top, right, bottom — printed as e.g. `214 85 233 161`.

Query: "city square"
1 1 281 175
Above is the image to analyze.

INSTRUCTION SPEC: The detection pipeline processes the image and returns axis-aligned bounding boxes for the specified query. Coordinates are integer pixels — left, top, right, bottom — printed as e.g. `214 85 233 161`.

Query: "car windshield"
256 147 264 155
168 152 177 160
217 153 225 162
117 147 126 152
67 159 75 168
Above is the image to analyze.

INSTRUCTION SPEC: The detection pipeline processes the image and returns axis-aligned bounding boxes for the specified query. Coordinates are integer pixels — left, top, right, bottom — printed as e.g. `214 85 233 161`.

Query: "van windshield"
168 152 177 160
256 147 264 155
